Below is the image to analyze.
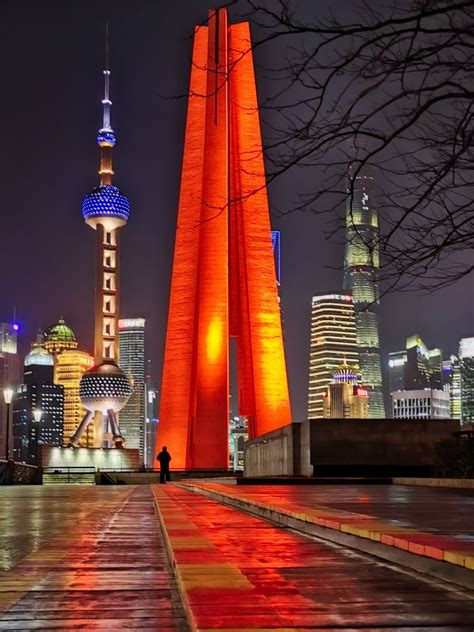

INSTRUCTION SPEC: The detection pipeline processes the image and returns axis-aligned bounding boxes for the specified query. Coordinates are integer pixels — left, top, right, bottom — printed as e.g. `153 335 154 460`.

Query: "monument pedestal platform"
39 446 140 485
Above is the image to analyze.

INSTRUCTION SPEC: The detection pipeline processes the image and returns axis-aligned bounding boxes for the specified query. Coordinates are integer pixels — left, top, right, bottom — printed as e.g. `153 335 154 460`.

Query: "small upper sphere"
82 184 131 223
97 130 116 147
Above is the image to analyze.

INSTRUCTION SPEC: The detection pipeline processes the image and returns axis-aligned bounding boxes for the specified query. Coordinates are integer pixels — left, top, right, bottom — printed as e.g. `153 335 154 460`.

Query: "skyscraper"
308 294 360 418
388 335 443 394
13 340 64 464
144 364 159 469
43 319 95 446
69 49 132 448
158 9 291 470
449 355 462 420
0 322 20 457
343 164 385 417
459 337 474 424
118 318 145 459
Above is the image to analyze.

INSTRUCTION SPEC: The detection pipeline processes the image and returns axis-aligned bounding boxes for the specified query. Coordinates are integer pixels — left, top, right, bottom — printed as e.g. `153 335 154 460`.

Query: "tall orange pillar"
158 9 292 470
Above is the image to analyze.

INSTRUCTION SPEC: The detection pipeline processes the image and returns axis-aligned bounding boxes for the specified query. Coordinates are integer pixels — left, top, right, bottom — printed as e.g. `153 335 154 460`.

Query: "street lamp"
31 408 42 465
3 387 14 462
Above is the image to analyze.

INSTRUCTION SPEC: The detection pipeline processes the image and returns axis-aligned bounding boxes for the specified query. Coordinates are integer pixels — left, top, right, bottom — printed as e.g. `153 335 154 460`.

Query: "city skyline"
0 1 472 422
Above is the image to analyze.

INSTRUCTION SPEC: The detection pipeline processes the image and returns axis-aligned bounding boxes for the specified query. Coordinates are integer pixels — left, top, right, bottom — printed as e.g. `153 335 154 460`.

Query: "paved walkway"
154 484 474 631
0 486 188 630
179 483 474 571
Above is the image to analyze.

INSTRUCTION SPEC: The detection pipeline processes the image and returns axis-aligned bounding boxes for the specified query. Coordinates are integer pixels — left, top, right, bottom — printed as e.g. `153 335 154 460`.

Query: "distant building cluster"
308 164 385 420
306 165 473 424
1 316 153 467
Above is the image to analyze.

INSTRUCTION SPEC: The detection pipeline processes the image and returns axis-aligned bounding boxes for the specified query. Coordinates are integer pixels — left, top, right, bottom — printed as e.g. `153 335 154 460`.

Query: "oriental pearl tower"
69 42 132 449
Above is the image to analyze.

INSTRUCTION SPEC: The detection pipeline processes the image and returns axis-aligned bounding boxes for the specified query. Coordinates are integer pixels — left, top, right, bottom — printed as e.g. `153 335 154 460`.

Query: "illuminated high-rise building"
43 319 95 446
69 47 132 448
118 318 146 459
388 335 443 395
449 355 462 420
158 8 291 469
322 365 369 419
308 294 360 418
144 363 159 469
343 164 385 417
459 337 474 424
55 349 95 445
0 322 20 457
12 339 64 464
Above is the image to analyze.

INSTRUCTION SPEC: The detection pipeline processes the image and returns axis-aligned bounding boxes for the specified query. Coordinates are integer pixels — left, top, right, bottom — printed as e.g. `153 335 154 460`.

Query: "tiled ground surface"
180 483 474 569
0 486 188 630
154 484 474 631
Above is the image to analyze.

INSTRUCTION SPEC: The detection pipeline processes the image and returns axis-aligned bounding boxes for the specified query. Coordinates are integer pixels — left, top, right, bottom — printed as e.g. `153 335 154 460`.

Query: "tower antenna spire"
101 21 112 134
105 20 109 71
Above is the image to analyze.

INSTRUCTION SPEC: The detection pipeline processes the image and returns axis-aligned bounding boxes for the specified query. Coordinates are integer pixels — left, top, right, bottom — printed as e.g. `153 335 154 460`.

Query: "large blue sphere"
82 185 131 223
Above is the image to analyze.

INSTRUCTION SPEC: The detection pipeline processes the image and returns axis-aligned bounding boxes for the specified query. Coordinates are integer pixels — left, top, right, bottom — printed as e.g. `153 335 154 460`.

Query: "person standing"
157 446 172 484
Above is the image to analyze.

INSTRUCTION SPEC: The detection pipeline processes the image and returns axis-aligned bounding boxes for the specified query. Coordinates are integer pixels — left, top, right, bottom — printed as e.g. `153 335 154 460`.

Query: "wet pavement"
0 486 188 630
154 484 474 630
211 483 474 537
178 482 474 567
1 483 473 630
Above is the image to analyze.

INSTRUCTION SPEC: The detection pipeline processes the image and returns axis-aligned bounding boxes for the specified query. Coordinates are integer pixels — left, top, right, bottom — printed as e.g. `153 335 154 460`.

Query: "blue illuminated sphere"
82 185 131 223
97 130 116 147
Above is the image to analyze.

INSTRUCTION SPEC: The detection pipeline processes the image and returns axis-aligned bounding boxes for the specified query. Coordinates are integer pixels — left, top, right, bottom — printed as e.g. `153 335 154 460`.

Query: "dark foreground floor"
1 484 473 630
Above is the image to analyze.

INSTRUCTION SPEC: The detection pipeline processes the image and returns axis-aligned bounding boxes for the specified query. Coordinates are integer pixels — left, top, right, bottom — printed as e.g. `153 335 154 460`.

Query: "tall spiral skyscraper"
343 164 386 417
69 48 132 448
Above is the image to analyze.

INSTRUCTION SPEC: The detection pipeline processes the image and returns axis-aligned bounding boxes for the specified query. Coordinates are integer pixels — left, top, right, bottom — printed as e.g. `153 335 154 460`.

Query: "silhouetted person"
157 446 172 484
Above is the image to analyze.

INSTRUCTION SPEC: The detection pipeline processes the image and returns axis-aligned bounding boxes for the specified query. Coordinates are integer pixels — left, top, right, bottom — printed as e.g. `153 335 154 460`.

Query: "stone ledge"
394 477 474 489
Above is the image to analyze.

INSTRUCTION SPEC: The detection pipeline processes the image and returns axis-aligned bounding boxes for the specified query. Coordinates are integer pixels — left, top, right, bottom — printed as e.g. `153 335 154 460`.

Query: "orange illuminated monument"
158 8 291 469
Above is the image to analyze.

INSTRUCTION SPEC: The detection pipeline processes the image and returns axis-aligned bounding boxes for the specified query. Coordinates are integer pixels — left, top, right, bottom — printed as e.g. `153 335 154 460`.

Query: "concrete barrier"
244 423 300 477
244 419 460 478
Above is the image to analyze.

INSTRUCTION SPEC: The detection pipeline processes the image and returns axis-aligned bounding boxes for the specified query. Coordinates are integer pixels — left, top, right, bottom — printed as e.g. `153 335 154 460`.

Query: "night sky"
1 1 472 421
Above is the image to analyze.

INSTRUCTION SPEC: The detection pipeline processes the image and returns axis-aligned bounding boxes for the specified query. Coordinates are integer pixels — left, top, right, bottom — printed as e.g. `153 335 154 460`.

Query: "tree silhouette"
234 0 474 293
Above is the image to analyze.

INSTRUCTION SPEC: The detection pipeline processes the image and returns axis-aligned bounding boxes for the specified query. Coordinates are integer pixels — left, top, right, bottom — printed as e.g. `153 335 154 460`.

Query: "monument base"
40 445 140 473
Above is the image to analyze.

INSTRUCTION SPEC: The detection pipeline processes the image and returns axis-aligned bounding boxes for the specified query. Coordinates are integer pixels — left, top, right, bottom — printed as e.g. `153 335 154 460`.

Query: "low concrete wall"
40 446 140 472
244 423 300 477
309 419 460 476
244 419 460 478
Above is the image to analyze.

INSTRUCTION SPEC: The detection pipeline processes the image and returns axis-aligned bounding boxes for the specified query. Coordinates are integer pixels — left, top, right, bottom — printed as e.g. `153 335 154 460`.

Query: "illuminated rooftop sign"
119 318 145 329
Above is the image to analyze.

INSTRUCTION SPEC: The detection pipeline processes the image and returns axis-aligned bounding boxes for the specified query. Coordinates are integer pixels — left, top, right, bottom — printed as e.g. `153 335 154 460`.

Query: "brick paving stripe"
153 484 474 631
179 482 474 571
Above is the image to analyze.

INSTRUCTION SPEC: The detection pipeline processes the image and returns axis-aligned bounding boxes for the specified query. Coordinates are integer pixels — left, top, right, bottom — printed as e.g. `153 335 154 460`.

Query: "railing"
0 460 39 485
42 466 96 484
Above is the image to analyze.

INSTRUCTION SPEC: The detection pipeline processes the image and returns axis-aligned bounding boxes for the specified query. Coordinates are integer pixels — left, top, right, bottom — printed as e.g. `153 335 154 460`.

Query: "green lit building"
343 165 385 417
